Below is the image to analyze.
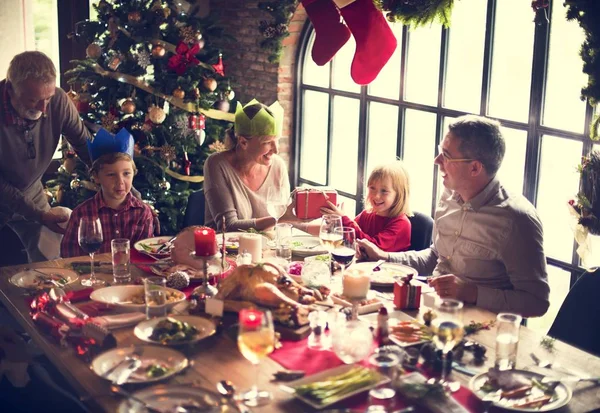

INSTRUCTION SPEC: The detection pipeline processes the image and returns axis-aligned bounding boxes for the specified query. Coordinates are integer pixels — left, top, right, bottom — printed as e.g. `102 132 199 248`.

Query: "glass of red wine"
331 227 356 275
78 217 105 287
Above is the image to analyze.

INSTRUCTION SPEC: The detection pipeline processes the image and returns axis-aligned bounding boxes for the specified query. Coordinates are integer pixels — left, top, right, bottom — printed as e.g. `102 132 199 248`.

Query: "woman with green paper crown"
203 99 293 231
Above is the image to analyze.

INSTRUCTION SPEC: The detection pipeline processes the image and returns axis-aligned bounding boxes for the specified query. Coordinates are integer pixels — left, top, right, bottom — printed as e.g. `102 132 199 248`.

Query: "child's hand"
320 200 344 216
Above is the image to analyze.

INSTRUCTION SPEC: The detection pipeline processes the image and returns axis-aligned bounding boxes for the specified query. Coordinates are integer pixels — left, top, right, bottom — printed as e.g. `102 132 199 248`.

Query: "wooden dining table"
1 253 599 413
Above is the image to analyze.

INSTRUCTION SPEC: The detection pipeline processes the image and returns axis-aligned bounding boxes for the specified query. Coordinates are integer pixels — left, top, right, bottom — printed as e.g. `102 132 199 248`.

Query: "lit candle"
238 233 262 263
342 269 371 300
194 227 217 256
240 308 263 329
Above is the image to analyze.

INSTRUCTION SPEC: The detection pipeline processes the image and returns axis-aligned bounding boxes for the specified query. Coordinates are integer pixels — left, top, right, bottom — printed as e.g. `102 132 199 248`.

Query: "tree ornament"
86 43 103 59
151 44 166 58
168 42 201 75
212 53 225 76
121 99 136 114
107 54 122 71
63 152 77 174
195 129 206 146
159 179 171 190
183 151 191 176
197 37 205 50
136 49 151 68
179 26 197 44
173 87 185 99
162 7 171 18
214 100 230 113
160 145 176 162
70 179 81 190
148 106 166 124
166 271 190 289
188 113 205 130
128 10 142 23
101 113 118 132
56 185 64 203
203 78 217 92
66 88 78 104
227 89 235 101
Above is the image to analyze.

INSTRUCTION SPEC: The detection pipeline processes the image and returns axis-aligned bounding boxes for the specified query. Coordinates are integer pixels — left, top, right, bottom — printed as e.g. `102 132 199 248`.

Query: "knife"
541 375 600 384
452 361 479 377
114 358 142 385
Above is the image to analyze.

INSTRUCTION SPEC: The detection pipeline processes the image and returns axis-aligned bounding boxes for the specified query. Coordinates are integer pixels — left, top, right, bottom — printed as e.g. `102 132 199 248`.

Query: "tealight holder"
189 251 219 302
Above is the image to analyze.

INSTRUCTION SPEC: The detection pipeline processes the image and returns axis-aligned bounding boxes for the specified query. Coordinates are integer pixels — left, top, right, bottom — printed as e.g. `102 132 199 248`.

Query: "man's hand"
320 200 344 217
40 210 68 234
356 239 386 261
428 274 477 304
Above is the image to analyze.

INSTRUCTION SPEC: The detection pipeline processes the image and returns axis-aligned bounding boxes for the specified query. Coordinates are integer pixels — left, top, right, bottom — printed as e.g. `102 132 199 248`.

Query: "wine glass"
237 308 276 407
78 217 105 287
430 298 464 392
332 227 356 273
266 186 289 247
319 214 343 279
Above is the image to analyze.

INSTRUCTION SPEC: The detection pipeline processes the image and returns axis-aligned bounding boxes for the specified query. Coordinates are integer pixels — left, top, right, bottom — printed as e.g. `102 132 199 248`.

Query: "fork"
156 236 177 253
102 346 144 380
30 268 67 283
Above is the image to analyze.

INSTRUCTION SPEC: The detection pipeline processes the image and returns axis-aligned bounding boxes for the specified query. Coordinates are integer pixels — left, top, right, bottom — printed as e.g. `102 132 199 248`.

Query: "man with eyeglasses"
0 51 92 263
358 115 550 317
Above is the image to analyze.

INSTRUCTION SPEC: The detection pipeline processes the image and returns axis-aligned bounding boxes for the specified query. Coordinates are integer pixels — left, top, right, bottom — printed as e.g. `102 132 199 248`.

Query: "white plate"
116 384 236 413
217 231 271 253
351 262 417 287
90 285 186 313
91 345 188 384
470 369 572 412
282 364 390 409
388 319 431 348
290 236 328 256
134 315 216 346
134 236 173 259
9 267 79 290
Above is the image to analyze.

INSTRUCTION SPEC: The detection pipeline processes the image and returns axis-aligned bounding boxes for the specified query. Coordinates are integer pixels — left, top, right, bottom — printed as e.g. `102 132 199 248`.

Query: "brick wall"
210 1 308 166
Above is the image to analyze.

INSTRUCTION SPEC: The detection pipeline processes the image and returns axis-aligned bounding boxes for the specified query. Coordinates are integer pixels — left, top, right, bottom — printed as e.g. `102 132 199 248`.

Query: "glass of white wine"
319 214 343 278
237 308 276 407
430 298 464 392
266 186 290 247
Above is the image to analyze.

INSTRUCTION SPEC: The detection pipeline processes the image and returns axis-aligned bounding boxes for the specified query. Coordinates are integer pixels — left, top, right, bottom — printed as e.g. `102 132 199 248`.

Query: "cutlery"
110 385 164 413
530 353 589 378
156 236 177 253
114 358 142 385
451 361 478 377
30 268 67 283
371 259 386 272
102 346 144 380
541 375 600 384
35 275 60 287
217 379 252 413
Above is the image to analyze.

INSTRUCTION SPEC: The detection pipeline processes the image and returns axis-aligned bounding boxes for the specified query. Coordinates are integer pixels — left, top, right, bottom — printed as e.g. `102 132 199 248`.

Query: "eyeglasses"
24 129 36 160
437 145 474 163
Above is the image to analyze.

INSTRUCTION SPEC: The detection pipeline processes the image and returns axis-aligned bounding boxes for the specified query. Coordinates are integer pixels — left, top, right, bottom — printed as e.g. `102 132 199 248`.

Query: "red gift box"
393 274 421 310
294 188 338 220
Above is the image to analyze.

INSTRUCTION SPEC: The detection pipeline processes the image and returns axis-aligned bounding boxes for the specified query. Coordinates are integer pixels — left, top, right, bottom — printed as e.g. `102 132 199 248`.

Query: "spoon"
217 380 251 413
110 385 164 413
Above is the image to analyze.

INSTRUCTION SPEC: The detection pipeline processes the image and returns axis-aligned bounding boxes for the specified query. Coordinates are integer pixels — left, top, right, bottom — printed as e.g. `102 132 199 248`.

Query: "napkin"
91 313 147 330
38 206 71 260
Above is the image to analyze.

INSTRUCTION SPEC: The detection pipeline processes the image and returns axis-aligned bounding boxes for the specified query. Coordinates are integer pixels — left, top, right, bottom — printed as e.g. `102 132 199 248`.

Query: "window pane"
405 25 441 106
338 194 358 218
403 110 437 215
300 91 329 184
34 0 60 72
543 0 587 133
331 38 360 93
435 116 456 203
526 265 570 334
488 0 535 122
330 96 360 194
366 102 399 179
536 135 582 262
496 128 527 196
368 24 403 100
443 0 486 113
303 33 330 88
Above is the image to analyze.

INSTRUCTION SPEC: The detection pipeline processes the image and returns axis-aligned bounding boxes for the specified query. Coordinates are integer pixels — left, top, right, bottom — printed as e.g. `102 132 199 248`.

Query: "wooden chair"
408 211 434 251
182 189 205 228
548 269 600 357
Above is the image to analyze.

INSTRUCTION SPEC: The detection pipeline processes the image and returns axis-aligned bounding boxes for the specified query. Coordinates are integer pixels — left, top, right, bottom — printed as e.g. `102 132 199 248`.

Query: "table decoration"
342 268 371 320
190 227 219 303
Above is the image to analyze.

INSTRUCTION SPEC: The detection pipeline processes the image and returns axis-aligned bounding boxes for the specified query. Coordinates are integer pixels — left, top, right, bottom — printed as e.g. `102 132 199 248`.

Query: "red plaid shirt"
60 192 155 258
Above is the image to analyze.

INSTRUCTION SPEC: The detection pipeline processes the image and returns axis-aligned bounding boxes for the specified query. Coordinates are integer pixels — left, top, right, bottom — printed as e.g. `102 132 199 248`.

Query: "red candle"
240 308 263 329
194 227 217 256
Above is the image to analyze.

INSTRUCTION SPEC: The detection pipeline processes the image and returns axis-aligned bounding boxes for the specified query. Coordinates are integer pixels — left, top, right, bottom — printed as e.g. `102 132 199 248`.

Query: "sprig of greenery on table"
540 336 556 353
464 320 496 335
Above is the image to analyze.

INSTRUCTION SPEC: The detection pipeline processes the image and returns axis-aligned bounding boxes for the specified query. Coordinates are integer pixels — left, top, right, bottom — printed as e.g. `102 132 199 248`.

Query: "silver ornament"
194 129 206 145
137 49 151 68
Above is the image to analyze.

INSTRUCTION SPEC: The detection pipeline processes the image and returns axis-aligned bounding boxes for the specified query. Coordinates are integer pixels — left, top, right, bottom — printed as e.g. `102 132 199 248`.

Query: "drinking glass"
331 318 373 364
266 186 289 246
319 214 343 278
494 313 522 370
430 299 464 391
111 238 131 284
275 223 293 262
238 308 275 407
332 227 356 273
78 217 105 287
143 277 167 319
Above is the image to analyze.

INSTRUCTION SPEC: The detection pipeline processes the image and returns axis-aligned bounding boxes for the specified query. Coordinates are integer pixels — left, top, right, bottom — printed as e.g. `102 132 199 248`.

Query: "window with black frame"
294 0 596 333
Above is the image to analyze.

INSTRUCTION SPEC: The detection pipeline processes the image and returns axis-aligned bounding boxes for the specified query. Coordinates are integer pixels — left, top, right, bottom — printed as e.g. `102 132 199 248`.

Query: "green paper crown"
235 99 284 137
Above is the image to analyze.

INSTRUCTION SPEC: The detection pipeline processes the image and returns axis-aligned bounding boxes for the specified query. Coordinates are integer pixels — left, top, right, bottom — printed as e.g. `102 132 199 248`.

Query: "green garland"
565 1 600 140
571 151 600 235
258 1 299 63
375 0 454 27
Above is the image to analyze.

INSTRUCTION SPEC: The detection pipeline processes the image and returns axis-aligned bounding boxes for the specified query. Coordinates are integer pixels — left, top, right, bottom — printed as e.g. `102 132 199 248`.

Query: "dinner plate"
388 319 432 348
290 236 328 257
351 262 417 287
91 345 188 384
9 267 79 290
133 236 173 259
90 285 186 313
470 369 572 412
281 364 390 409
116 384 236 413
217 231 271 254
134 315 216 346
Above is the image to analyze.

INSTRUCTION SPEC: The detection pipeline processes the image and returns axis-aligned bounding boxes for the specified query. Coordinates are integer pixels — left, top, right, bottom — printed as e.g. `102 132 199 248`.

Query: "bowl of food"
90 285 186 313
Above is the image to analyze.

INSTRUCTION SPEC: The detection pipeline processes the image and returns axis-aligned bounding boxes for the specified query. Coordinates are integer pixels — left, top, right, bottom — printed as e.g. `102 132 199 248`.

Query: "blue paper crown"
87 128 134 162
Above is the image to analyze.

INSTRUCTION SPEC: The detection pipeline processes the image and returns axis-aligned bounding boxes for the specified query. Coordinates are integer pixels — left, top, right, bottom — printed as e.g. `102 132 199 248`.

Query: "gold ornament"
101 113 118 132
86 43 102 59
162 7 171 18
160 145 176 162
151 44 166 58
128 11 142 23
63 154 77 174
203 78 217 92
179 26 197 44
121 99 136 114
159 179 171 190
148 106 166 124
70 179 81 190
172 87 185 99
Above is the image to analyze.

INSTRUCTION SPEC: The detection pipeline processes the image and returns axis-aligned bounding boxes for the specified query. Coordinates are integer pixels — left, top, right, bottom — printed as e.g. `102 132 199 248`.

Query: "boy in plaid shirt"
60 129 154 257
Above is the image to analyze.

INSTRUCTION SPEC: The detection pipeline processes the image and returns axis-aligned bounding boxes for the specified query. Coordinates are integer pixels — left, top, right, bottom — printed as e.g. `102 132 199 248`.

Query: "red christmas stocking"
339 0 397 85
302 0 351 66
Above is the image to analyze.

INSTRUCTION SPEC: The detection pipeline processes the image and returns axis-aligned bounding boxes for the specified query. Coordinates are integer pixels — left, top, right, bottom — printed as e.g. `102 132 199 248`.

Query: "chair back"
408 211 434 251
183 189 205 228
548 269 600 357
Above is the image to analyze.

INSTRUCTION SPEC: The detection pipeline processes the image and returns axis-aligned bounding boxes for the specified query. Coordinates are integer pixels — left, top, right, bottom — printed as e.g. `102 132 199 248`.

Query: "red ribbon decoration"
183 151 191 176
168 42 201 75
212 53 225 77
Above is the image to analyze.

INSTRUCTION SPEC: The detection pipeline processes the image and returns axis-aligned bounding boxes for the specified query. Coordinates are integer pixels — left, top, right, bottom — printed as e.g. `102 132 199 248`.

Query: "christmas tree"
47 0 235 235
